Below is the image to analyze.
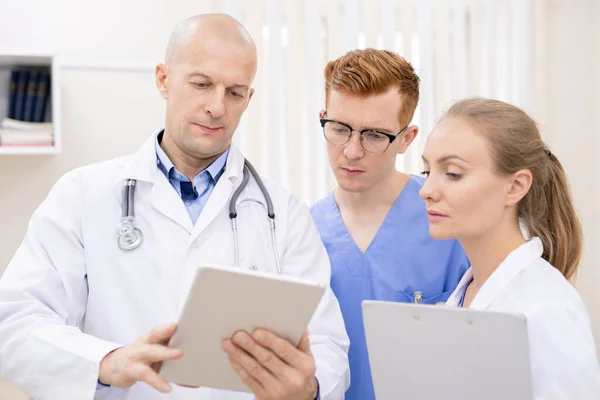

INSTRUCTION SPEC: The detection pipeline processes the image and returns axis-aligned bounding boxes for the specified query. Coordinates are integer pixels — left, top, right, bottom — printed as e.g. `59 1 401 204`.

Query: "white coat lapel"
149 170 194 234
469 238 543 310
112 132 194 234
188 144 245 244
446 268 474 307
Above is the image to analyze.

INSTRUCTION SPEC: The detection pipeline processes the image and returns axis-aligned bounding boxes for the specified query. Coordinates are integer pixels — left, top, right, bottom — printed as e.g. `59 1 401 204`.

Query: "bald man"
0 14 350 400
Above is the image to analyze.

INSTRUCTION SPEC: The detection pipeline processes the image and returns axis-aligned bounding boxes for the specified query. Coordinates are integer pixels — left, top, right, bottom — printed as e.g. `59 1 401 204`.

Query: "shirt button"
185 201 191 206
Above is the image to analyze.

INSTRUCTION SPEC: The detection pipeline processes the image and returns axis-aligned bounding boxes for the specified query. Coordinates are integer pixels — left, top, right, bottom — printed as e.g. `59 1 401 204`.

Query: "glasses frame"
319 118 408 154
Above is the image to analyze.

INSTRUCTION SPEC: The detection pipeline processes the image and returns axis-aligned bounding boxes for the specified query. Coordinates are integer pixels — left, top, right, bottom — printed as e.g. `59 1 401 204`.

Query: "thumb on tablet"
297 331 312 354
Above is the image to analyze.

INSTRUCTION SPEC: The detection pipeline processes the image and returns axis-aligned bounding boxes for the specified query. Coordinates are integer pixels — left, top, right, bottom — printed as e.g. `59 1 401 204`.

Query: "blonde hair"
323 48 420 125
443 98 582 281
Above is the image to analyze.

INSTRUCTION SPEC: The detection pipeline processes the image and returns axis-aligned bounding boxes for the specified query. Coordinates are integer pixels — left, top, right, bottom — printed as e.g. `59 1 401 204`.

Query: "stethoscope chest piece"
117 216 144 251
117 179 144 251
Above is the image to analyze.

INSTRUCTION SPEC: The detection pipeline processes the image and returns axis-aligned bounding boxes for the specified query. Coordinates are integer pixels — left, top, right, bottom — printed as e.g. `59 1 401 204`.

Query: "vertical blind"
216 0 533 205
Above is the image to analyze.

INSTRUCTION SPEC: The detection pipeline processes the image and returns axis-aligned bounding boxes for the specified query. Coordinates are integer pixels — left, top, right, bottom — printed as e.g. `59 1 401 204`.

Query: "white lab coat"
0 134 350 400
446 237 600 399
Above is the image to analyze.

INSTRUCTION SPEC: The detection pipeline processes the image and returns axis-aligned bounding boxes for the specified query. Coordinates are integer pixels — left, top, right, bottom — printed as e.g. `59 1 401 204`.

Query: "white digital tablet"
362 300 533 400
159 265 326 393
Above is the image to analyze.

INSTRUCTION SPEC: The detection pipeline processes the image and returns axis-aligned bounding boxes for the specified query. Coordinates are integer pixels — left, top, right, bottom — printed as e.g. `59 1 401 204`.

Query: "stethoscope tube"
118 159 282 274
229 161 251 217
229 164 250 271
229 160 281 274
243 160 275 218
117 179 144 251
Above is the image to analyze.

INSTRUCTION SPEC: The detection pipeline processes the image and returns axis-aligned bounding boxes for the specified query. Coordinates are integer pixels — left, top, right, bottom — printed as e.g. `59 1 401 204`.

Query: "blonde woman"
419 98 600 398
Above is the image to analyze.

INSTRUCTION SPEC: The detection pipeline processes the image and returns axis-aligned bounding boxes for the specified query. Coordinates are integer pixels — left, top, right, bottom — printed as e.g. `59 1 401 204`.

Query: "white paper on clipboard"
362 300 533 400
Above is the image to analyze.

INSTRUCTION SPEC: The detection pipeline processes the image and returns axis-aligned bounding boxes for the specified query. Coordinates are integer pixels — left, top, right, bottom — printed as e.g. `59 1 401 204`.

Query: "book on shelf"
1 117 52 131
2 65 53 148
0 118 53 147
5 66 51 123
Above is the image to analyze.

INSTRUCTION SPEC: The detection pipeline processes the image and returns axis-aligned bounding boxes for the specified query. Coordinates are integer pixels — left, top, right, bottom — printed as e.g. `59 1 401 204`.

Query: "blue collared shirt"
155 131 229 224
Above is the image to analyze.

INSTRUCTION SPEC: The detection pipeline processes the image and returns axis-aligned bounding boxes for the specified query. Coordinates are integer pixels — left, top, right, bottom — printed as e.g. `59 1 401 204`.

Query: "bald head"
165 14 256 66
156 13 257 166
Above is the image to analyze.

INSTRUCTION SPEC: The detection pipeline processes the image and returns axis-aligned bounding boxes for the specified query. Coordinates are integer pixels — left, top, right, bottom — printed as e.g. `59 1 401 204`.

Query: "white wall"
534 0 600 349
0 0 599 396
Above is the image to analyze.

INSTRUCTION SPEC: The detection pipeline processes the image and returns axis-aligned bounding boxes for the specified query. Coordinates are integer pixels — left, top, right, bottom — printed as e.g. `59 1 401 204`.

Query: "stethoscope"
116 159 282 274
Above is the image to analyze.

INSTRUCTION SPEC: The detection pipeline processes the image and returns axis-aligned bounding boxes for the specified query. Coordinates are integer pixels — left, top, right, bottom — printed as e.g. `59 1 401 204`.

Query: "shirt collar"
155 131 174 177
447 237 543 309
205 148 229 182
155 130 230 182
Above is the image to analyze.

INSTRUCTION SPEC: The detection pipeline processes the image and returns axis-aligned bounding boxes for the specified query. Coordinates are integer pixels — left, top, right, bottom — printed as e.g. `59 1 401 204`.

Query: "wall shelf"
0 146 60 155
0 53 61 155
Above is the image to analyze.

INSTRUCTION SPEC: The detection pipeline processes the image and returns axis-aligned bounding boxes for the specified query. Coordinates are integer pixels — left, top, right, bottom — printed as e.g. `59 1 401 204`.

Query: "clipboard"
362 300 533 400
159 265 326 393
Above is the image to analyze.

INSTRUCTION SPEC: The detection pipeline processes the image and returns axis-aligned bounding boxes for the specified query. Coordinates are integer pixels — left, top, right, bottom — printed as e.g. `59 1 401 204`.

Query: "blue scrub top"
311 175 469 400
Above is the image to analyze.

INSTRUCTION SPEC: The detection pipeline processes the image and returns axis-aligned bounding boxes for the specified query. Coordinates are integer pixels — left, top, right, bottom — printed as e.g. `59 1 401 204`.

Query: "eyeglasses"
320 118 408 154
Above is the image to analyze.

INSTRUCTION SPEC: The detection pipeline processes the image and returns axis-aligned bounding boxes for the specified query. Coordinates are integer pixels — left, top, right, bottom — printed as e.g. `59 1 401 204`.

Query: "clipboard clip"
413 291 422 304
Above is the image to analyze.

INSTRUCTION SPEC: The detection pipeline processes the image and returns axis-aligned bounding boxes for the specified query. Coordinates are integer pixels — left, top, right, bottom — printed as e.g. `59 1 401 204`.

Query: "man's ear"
156 63 169 100
319 109 326 119
397 125 419 154
506 169 533 206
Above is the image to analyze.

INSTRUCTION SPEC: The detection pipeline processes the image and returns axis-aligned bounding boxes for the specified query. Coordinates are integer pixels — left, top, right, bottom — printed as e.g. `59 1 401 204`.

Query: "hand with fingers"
98 323 183 393
223 329 319 400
